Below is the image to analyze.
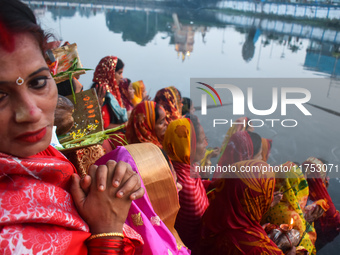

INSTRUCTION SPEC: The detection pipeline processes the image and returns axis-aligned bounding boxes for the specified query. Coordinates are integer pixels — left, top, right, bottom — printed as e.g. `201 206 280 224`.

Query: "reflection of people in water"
242 26 261 62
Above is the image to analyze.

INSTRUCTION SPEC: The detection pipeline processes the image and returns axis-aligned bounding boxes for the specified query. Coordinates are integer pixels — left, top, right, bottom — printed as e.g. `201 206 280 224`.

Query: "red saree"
199 160 283 255
120 78 134 112
93 56 128 129
125 101 162 148
213 131 253 179
93 56 123 108
163 118 209 250
0 146 143 254
154 87 182 124
303 157 340 250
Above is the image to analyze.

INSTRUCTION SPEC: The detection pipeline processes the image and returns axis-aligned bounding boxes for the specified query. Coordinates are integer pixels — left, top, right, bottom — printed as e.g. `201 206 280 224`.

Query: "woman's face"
155 106 168 142
142 88 147 99
128 83 135 100
115 68 124 85
0 33 58 157
194 125 208 162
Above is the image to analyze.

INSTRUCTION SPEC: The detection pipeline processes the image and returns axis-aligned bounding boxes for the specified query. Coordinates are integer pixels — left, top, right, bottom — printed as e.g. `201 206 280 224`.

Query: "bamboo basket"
52 43 86 84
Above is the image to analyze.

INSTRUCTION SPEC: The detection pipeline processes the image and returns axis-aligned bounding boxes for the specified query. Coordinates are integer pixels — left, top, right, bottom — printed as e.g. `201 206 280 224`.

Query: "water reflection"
106 10 159 46
29 0 340 78
305 41 340 77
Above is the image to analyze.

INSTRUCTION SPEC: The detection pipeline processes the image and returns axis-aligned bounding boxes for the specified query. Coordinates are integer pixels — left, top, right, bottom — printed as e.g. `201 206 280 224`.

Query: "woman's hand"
209 147 221 159
304 204 325 223
95 83 107 106
142 95 151 101
70 160 144 234
271 191 283 207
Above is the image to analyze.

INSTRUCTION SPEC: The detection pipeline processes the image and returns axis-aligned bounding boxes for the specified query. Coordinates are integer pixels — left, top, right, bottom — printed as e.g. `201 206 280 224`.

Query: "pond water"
26 1 340 253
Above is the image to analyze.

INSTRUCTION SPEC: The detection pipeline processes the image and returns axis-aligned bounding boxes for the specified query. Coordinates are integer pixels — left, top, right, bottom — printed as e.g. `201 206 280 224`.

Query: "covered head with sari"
154 87 182 124
95 143 191 254
213 131 256 179
125 101 163 148
119 78 134 112
93 56 127 128
168 86 183 115
163 118 209 250
218 116 251 161
93 56 123 107
302 157 340 250
199 159 282 255
131 80 146 106
262 162 327 255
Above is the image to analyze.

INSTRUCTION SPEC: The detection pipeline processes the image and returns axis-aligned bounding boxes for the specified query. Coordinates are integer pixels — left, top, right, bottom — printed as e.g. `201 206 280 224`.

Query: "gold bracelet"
87 232 124 241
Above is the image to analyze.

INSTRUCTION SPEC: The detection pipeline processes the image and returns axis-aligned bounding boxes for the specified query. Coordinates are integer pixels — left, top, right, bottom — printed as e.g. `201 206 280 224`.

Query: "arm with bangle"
70 160 145 254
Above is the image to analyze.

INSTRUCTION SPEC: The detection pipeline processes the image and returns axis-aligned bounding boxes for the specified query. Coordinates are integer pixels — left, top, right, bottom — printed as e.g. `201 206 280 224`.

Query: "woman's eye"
0 92 7 102
29 77 49 89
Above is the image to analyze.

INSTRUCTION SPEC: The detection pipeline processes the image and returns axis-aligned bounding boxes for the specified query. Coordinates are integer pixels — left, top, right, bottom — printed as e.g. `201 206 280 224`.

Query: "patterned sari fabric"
120 78 134 112
131 80 145 106
93 56 123 107
95 144 191 255
125 101 162 148
199 160 282 255
303 157 340 250
262 162 319 255
154 87 182 125
218 117 250 161
213 131 254 179
93 56 127 128
168 86 182 114
0 146 142 254
163 118 209 250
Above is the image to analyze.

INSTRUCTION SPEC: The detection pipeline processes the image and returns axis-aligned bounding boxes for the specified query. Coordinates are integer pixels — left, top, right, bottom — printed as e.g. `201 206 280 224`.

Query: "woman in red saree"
302 157 340 250
163 116 209 250
198 160 286 255
213 130 262 179
119 78 134 114
92 56 128 130
0 1 144 253
125 101 168 149
154 87 182 125
92 56 128 150
217 116 253 161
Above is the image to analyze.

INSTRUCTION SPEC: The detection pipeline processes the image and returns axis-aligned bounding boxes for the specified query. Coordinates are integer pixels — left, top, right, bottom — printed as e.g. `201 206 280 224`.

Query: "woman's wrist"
89 222 124 235
87 232 124 241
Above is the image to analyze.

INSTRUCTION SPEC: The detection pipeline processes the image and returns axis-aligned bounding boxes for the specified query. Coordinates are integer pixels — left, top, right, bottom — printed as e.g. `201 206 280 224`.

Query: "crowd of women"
0 0 339 254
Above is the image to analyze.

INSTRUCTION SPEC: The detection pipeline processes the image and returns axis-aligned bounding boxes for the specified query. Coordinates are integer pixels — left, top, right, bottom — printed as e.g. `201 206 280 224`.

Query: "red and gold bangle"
87 232 124 241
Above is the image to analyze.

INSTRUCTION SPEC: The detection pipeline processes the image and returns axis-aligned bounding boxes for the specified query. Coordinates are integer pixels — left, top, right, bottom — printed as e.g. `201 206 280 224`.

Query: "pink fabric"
95 146 191 255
